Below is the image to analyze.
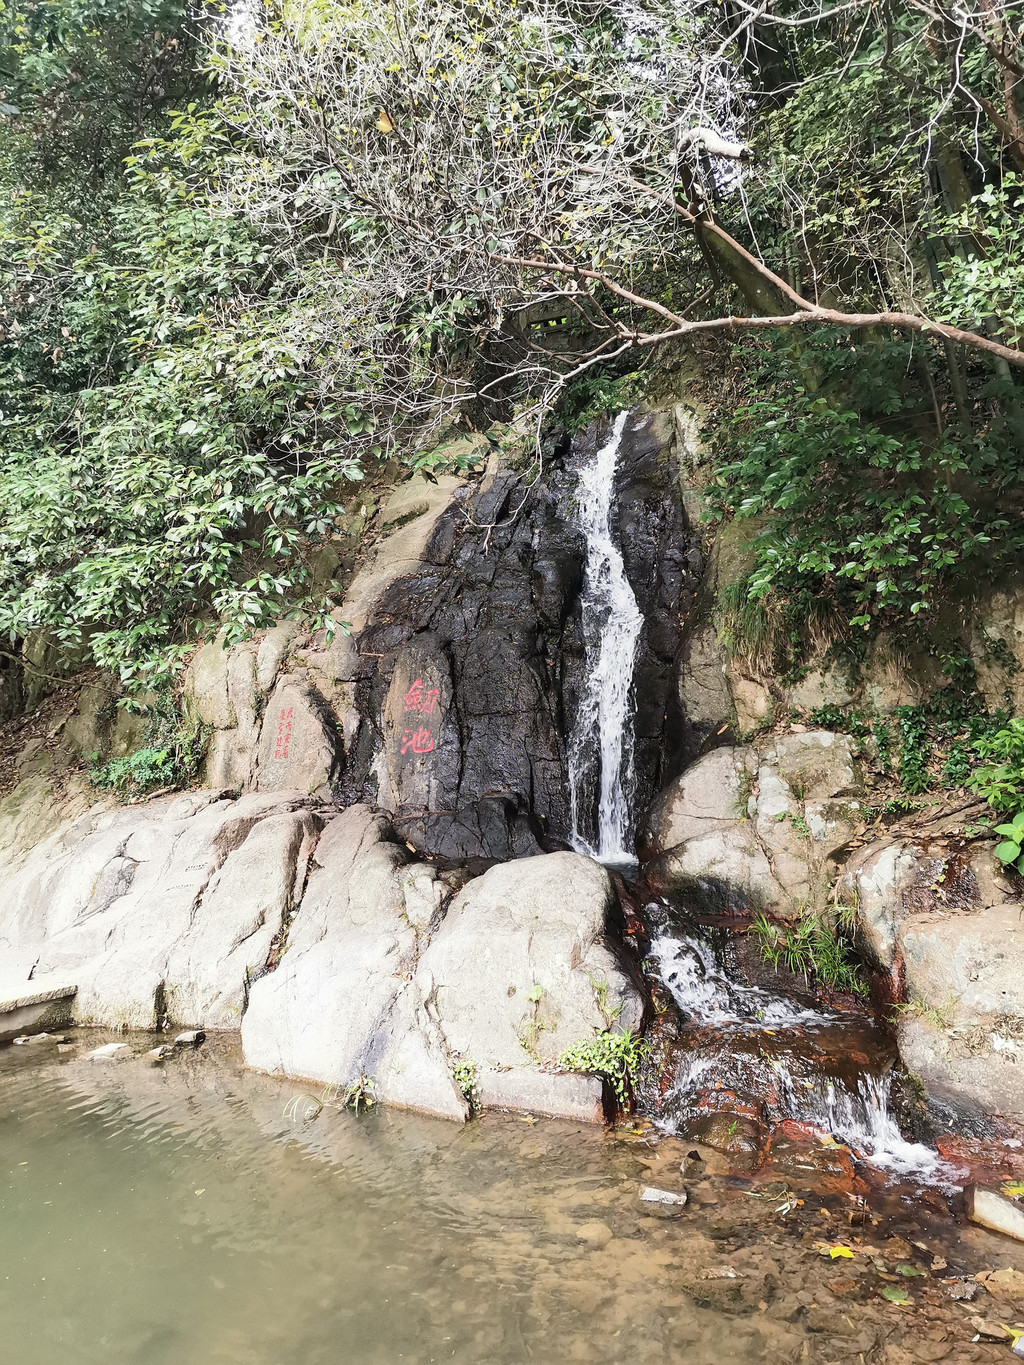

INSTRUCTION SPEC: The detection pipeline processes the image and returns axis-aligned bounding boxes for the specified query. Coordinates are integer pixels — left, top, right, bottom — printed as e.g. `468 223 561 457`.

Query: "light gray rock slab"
646 746 755 850
256 622 302 694
164 809 322 1029
646 733 862 914
966 1185 1024 1242
899 1016 1024 1119
788 665 856 711
0 975 77 1042
475 1067 605 1122
1 789 324 1031
655 828 780 912
901 903 1024 1020
185 639 236 730
416 852 642 1068
241 806 469 1120
255 676 341 797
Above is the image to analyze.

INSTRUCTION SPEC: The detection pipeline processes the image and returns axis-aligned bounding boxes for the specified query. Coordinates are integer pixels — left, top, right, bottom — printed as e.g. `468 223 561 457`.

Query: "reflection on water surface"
1 1033 1020 1364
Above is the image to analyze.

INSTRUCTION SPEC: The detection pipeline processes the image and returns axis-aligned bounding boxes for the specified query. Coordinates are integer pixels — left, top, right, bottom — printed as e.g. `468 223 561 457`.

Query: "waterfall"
568 411 644 869
650 927 962 1186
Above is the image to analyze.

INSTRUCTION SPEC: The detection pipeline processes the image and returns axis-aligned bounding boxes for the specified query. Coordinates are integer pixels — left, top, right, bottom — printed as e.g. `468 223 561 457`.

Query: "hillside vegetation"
1 0 1022 687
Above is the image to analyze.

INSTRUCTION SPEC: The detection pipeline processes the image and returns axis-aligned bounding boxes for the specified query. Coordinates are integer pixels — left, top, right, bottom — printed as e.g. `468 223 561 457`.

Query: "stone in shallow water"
946 1280 980 1301
575 1220 614 1247
965 1184 1024 1242
88 1042 128 1059
638 1186 688 1218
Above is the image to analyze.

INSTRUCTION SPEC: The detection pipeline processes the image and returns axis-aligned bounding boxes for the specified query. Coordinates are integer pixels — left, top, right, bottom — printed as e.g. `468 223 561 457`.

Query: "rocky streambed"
5 1032 1024 1365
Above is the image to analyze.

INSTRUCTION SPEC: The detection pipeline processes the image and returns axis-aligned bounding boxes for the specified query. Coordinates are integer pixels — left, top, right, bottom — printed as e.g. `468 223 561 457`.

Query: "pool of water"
2 1032 1020 1364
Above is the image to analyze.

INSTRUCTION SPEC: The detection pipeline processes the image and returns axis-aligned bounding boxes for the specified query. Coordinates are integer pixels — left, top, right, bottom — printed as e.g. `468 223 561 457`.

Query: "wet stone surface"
340 413 693 862
5 1031 1024 1364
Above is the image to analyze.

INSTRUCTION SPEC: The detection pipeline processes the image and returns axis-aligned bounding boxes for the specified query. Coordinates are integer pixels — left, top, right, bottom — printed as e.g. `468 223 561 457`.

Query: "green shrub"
558 1030 649 1108
89 695 208 796
991 811 1024 876
452 1060 479 1109
808 704 869 739
969 719 1024 813
341 1075 377 1112
708 332 1022 649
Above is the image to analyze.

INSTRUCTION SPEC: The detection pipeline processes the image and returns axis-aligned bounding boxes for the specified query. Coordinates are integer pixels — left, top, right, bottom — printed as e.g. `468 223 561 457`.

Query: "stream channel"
5 413 1024 1362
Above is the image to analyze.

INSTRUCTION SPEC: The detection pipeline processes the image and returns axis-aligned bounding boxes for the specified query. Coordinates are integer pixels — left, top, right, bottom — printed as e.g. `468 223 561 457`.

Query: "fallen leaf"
827 1277 859 1297
882 1285 911 1305
814 1241 855 1259
194 1188 205 1196
896 1263 926 1277
946 1280 979 1302
1002 1182 1024 1198
376 110 396 132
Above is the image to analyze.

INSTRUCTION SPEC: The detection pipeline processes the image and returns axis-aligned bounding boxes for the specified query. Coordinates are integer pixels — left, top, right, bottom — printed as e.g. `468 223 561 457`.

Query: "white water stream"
651 930 962 1186
568 411 644 868
563 415 961 1185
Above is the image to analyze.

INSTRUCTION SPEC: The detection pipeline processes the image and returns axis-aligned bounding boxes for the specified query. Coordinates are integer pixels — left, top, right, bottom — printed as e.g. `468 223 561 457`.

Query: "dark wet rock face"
342 413 694 861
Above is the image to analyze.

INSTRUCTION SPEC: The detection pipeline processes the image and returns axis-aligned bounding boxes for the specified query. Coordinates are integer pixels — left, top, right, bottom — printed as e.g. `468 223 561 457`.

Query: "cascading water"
649 923 961 1186
568 411 644 869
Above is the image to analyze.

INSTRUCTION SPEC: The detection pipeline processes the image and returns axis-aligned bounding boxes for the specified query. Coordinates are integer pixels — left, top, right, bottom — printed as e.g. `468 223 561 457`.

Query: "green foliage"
4 0 1024 697
969 719 1024 814
803 670 1005 800
0 0 211 187
870 796 922 823
88 694 208 796
892 706 932 796
558 1030 650 1110
935 179 1024 350
775 810 811 839
750 909 866 997
587 975 624 1030
341 1075 377 1113
556 369 646 433
0 126 366 689
451 1060 479 1109
990 811 1024 876
710 334 1020 644
808 705 869 739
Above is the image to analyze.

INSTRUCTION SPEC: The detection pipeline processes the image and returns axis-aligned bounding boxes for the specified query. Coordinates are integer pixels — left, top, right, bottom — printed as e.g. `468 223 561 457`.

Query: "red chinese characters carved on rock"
403 677 440 715
400 725 435 755
273 706 294 761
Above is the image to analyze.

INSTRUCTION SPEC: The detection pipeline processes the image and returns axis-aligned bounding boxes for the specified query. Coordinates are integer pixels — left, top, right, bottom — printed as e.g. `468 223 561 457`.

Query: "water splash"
649 928 962 1186
568 411 644 868
650 931 829 1031
801 1074 959 1184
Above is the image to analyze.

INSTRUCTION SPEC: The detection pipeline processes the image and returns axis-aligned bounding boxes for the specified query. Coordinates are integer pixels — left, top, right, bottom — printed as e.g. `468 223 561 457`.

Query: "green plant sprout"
558 1031 649 1109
